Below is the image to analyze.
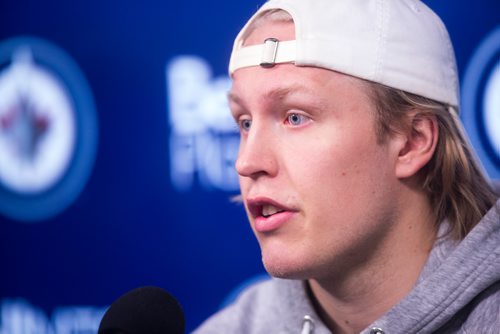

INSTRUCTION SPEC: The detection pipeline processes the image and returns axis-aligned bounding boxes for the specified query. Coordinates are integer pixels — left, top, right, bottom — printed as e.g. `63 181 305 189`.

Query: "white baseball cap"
229 0 459 109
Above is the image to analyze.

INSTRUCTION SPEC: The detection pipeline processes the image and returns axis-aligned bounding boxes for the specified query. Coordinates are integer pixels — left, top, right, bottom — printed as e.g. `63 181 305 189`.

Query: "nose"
235 123 278 178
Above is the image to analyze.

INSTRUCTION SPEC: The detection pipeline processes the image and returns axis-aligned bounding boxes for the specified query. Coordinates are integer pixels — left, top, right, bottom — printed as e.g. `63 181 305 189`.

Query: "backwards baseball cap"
229 0 459 109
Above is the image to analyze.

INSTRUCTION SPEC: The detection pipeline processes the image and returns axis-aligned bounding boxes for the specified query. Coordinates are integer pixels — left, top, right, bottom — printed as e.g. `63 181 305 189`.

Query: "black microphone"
98 286 185 334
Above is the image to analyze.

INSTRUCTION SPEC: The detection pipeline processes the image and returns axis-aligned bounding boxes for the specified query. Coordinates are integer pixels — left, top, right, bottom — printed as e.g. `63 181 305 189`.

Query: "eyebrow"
227 91 243 105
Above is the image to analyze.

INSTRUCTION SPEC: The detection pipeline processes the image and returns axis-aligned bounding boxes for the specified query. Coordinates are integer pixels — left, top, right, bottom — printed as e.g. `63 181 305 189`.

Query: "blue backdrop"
0 0 498 333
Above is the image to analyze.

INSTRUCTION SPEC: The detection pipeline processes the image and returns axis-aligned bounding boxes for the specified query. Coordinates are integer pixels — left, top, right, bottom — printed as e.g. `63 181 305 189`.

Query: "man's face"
229 21 403 280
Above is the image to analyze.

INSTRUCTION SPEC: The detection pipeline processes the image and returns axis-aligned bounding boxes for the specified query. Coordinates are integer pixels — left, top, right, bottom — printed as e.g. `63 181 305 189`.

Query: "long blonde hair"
368 84 497 239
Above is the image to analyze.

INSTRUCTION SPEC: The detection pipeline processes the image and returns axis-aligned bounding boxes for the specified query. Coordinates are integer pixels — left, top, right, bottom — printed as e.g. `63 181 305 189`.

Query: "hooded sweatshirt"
193 198 500 333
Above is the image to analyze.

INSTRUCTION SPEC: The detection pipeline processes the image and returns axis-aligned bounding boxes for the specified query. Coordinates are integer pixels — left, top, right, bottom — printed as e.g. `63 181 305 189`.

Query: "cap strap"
229 39 296 74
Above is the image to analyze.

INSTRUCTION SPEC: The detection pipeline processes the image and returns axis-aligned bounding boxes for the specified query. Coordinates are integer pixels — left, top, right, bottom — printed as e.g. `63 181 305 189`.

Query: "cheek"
290 132 390 205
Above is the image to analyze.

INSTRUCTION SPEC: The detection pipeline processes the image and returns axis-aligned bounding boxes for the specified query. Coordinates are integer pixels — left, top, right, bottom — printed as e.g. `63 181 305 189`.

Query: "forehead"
230 63 371 104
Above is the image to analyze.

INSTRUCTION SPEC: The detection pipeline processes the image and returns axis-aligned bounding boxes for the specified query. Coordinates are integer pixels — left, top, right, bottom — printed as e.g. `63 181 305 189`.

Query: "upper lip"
246 197 296 219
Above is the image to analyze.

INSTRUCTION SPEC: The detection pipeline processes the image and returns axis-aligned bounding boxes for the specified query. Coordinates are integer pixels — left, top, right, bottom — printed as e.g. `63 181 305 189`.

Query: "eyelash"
236 112 311 133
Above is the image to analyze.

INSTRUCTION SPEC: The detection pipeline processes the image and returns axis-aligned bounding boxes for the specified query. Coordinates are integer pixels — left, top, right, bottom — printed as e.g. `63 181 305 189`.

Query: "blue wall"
0 0 498 332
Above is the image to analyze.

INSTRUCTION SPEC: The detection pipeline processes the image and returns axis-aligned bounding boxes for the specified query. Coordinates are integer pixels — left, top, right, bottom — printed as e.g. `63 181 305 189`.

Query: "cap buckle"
260 38 279 68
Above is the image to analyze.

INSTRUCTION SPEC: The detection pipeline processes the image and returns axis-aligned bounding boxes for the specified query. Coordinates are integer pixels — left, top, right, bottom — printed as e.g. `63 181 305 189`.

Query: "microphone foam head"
98 286 185 334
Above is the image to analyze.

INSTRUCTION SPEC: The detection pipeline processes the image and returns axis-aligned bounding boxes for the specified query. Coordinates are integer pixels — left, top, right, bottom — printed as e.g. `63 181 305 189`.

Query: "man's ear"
395 114 439 179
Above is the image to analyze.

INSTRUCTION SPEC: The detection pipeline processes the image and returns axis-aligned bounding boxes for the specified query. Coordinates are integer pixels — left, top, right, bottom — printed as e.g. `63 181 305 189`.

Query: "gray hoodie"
194 199 500 333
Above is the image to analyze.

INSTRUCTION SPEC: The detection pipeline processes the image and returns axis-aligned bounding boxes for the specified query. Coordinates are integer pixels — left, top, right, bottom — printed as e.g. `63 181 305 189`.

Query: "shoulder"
193 278 313 334
461 280 500 331
439 280 500 333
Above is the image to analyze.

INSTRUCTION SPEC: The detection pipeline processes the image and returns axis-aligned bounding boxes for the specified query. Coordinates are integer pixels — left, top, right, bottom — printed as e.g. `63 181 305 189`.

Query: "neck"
308 191 436 334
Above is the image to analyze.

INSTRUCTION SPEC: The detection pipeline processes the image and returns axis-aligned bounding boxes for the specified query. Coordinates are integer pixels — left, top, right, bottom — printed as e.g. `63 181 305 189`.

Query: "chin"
262 252 317 280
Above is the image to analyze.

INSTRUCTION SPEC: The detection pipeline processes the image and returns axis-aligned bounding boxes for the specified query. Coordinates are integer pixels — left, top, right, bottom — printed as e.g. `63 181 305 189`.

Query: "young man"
195 0 500 333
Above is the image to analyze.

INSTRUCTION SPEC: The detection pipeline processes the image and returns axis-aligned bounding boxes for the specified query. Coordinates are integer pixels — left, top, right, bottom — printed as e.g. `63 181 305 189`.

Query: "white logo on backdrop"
0 48 75 194
166 56 239 191
483 60 500 160
0 36 98 222
0 299 106 334
462 26 500 179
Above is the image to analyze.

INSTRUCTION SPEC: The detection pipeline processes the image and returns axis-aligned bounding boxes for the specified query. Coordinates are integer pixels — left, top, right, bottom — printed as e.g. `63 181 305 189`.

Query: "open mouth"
262 204 285 218
247 199 292 219
246 198 297 233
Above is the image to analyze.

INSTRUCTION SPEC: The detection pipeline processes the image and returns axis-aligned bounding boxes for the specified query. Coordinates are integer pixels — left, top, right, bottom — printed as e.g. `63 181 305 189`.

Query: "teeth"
262 204 284 217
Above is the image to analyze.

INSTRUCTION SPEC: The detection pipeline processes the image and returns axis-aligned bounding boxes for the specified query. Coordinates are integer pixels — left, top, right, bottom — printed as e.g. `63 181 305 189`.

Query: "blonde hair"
239 9 497 240
367 83 497 240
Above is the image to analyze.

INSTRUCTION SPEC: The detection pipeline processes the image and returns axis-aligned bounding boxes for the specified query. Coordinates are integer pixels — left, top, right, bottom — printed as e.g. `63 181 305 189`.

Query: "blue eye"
287 113 308 126
239 118 252 132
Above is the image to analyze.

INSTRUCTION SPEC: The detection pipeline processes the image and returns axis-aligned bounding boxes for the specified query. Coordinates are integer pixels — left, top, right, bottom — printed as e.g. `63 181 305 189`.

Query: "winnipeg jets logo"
0 48 75 193
1 93 50 162
0 37 97 222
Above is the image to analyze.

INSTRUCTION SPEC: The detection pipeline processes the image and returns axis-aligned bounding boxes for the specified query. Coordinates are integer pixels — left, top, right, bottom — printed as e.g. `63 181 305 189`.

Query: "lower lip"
254 211 296 233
